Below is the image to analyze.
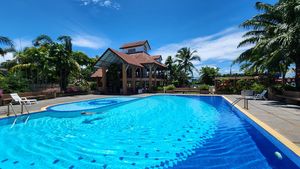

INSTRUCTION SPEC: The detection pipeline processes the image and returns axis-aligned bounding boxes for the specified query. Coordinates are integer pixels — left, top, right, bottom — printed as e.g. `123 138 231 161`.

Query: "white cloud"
153 27 248 62
80 0 120 9
72 35 111 49
0 53 13 64
13 38 32 51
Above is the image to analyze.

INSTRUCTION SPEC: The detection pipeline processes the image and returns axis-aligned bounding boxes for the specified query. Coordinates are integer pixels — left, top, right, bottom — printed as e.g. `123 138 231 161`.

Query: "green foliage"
198 84 209 90
0 72 29 93
235 0 300 90
163 85 176 91
175 47 201 76
199 66 220 85
0 74 8 91
157 86 164 91
283 84 297 91
236 79 253 90
0 34 95 93
89 82 98 91
164 47 201 87
251 83 265 93
0 36 14 56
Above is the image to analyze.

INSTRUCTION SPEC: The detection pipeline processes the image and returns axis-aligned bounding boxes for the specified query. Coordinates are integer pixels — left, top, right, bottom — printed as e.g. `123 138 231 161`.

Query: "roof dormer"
120 40 151 54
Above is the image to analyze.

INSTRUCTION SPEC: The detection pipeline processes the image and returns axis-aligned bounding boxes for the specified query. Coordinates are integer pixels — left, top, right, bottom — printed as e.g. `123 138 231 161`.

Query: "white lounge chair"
209 86 216 94
10 93 38 105
241 90 254 99
254 90 267 100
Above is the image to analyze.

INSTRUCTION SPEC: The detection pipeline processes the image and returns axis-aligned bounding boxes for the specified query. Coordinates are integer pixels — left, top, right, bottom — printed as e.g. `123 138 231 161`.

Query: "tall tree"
165 56 176 84
175 47 201 76
32 35 53 47
199 66 220 85
235 1 300 90
0 36 15 56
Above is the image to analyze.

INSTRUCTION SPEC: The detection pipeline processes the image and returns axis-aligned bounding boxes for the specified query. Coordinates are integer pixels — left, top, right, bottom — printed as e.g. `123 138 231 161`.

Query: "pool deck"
0 93 299 149
0 94 112 118
224 95 300 148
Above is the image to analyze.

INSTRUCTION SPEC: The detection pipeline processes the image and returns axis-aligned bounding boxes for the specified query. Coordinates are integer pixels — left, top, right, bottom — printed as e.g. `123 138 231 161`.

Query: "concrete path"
0 94 152 118
0 94 110 117
225 95 300 148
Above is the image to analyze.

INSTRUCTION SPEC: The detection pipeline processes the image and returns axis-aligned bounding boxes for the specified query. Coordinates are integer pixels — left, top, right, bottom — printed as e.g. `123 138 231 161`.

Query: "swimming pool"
0 95 299 168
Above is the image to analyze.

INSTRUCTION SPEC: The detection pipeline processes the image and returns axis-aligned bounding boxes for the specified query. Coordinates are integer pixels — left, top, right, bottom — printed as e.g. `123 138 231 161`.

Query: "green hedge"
163 85 176 90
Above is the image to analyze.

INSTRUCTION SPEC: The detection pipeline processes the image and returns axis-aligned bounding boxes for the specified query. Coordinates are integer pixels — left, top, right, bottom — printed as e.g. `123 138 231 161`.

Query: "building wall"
122 46 148 54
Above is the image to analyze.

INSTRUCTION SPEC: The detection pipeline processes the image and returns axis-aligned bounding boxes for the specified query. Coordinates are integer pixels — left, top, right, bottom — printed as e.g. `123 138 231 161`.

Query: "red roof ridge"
95 48 165 68
120 40 150 49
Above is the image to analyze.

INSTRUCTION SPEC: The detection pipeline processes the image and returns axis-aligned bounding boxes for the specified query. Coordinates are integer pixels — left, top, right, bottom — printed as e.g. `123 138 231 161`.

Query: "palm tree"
165 56 175 84
175 47 201 76
0 36 14 46
58 36 72 53
0 36 15 56
32 35 53 47
235 1 300 90
27 35 80 91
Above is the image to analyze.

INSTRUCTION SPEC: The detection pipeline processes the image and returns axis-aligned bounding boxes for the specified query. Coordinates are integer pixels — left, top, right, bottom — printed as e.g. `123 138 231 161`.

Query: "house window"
128 48 136 54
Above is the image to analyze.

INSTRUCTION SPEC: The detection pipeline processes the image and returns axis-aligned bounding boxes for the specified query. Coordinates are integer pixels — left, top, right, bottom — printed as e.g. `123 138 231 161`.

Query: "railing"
231 97 249 110
8 103 31 128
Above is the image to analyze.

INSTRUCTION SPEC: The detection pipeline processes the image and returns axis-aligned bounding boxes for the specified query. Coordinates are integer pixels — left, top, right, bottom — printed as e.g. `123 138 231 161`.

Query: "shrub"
198 84 209 90
164 85 176 90
251 83 265 93
236 79 253 90
1 72 29 93
283 84 297 91
89 82 98 91
157 86 164 91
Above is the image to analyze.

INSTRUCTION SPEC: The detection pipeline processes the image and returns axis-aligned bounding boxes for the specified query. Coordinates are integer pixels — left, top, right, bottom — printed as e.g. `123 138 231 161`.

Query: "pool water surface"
0 95 299 169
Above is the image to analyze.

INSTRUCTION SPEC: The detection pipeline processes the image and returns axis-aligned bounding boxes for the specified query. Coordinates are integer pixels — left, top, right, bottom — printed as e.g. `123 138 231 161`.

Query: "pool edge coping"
222 95 300 157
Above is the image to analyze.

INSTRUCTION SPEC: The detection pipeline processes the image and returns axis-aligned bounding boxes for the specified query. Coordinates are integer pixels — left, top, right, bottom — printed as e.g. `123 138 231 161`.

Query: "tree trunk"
282 71 286 86
295 58 300 91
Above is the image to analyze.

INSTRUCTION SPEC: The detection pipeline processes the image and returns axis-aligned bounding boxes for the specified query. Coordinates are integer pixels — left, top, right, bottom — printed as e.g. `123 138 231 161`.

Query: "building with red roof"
92 40 166 94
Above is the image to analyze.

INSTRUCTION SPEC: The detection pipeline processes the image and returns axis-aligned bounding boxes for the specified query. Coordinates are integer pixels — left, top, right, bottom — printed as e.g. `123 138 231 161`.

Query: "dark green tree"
235 1 300 90
0 36 15 56
199 66 220 85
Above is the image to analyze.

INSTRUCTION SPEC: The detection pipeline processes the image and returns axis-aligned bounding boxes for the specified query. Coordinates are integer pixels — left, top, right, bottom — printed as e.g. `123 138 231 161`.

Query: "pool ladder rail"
9 103 31 128
231 97 249 110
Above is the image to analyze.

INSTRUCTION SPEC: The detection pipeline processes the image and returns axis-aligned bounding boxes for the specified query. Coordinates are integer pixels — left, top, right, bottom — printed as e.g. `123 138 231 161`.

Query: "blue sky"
1 0 276 76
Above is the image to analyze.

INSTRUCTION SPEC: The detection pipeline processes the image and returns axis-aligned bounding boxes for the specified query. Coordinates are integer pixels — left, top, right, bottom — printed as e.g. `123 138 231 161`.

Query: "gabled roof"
109 49 144 67
91 68 103 78
129 53 166 68
152 55 162 60
94 48 166 68
120 40 151 50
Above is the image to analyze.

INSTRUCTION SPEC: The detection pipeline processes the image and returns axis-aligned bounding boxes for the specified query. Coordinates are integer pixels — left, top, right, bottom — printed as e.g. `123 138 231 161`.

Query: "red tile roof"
128 53 166 68
109 48 144 67
91 68 103 78
152 55 162 60
95 48 166 68
120 40 150 49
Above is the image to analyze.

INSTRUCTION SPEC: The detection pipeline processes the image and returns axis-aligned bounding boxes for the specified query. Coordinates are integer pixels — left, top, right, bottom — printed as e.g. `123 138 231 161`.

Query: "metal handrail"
9 102 31 128
231 97 249 110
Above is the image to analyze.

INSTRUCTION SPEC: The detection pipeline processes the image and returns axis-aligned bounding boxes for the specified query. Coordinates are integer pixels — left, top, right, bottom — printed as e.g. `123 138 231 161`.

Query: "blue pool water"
0 95 299 169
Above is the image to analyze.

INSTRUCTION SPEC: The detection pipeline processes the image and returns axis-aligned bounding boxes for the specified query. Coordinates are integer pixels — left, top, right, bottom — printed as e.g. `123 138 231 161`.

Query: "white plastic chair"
209 86 216 94
254 90 267 100
241 90 254 99
10 93 38 105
